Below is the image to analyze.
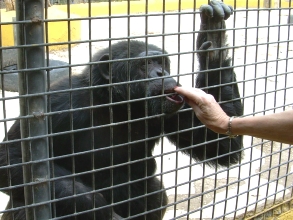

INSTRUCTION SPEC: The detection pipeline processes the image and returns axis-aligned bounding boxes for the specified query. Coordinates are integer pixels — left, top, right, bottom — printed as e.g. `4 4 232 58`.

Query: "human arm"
174 86 293 145
232 111 293 144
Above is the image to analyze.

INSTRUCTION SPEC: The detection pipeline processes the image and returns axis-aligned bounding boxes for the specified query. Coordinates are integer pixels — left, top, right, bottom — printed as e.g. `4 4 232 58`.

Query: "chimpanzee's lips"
165 89 184 104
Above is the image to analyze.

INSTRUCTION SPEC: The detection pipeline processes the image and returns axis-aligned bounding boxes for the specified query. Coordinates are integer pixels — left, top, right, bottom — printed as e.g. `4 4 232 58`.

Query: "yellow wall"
0 7 81 51
1 0 291 50
57 0 291 17
56 0 274 17
46 8 81 51
1 10 15 47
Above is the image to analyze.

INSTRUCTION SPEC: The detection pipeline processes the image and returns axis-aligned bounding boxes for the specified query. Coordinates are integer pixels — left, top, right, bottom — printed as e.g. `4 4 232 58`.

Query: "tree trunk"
5 0 16 11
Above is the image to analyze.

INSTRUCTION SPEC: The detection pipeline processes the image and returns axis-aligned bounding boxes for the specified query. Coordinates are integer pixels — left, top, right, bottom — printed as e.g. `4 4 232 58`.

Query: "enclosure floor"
278 210 293 220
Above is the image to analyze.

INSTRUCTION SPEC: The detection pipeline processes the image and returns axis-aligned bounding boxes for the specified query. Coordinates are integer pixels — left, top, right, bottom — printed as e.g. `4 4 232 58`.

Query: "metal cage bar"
15 0 51 219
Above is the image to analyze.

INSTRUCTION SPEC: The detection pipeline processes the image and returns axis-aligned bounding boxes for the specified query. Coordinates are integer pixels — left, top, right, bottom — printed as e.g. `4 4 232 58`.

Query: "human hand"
174 87 229 134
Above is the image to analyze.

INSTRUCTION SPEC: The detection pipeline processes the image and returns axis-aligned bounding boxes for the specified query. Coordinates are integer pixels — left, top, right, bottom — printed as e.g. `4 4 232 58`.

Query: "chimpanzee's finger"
219 2 233 20
210 0 225 20
199 41 212 50
199 4 214 18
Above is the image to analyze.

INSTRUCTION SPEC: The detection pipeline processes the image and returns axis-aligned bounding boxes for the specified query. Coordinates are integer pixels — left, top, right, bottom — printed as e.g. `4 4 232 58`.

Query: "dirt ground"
0 7 293 220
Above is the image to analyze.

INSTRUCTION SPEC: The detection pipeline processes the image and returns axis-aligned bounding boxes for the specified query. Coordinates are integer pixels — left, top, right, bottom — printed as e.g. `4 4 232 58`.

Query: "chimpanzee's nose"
156 68 169 77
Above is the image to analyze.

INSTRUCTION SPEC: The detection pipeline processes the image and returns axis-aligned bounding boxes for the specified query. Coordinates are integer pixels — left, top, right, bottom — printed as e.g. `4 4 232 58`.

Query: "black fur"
0 1 242 219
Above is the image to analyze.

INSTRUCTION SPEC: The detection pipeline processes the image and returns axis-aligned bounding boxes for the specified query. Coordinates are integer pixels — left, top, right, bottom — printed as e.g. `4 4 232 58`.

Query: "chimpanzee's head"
93 40 184 115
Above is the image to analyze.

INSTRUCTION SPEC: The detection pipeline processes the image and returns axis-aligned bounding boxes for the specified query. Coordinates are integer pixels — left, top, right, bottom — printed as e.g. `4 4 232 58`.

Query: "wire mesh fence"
0 0 292 219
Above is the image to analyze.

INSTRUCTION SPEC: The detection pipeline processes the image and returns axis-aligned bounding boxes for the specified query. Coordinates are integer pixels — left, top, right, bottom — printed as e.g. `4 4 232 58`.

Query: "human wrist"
216 115 230 134
225 116 238 138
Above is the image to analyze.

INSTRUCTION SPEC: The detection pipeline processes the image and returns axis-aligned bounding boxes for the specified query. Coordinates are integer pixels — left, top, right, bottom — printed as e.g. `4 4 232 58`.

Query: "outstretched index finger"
174 87 208 108
174 87 204 101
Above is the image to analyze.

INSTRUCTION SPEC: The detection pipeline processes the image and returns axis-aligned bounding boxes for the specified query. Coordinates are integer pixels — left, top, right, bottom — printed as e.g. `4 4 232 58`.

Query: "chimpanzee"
0 1 243 219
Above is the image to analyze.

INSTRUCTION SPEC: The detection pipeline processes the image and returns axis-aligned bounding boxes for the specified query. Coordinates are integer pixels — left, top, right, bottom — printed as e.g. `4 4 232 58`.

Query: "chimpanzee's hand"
197 0 233 61
199 0 233 25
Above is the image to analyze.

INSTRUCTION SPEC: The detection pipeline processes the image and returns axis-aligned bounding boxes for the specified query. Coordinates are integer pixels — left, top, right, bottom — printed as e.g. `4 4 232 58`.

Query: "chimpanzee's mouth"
164 89 184 104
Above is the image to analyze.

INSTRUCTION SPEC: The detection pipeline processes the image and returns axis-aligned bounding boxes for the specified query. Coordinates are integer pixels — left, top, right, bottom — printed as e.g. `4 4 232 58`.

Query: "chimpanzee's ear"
98 54 114 80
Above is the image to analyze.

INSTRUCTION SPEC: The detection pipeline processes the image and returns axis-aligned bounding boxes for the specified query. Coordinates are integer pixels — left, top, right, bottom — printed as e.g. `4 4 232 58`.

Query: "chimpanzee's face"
136 51 184 115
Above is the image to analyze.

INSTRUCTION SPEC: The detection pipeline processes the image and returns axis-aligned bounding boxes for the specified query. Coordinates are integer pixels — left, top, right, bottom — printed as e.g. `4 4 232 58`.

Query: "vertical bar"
15 0 51 219
87 1 96 218
263 0 272 8
144 1 149 218
160 2 167 219
107 0 115 217
126 1 132 218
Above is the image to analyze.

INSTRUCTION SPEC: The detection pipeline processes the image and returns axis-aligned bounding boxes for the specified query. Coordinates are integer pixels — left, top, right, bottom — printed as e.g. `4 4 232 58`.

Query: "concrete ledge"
0 59 69 92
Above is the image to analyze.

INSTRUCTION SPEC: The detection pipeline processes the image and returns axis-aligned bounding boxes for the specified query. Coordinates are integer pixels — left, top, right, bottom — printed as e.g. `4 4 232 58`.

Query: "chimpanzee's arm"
165 1 243 166
196 0 242 113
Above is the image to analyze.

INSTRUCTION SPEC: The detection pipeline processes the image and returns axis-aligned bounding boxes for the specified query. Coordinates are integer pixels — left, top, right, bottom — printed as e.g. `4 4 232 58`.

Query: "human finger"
174 87 205 102
183 96 197 110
